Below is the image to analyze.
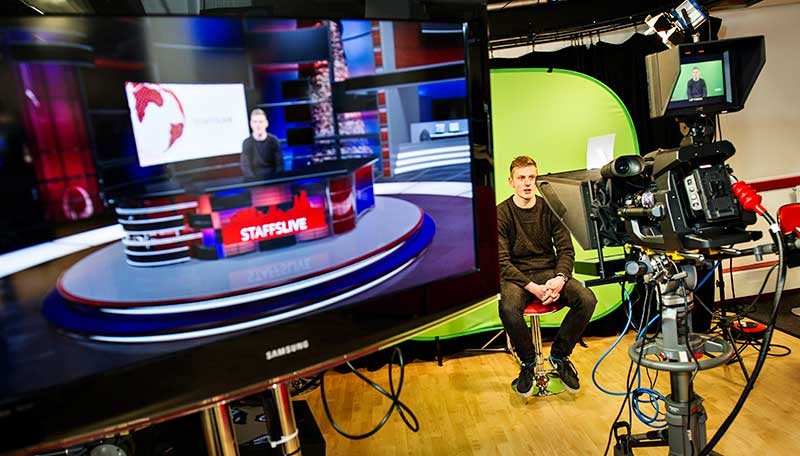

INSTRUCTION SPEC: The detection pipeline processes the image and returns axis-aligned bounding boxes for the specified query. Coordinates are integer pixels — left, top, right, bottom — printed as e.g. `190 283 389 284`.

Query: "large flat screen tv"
0 5 497 453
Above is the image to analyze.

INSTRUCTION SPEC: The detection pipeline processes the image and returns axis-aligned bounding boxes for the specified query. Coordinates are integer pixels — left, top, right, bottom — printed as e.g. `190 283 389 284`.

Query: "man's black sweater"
497 195 575 288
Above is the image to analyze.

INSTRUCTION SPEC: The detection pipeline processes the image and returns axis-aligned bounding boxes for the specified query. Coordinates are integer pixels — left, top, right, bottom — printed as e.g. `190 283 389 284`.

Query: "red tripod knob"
731 181 766 215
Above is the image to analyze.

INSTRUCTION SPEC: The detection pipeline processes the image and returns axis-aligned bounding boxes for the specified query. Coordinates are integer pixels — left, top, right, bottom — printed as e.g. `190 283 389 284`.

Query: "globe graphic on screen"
126 82 186 161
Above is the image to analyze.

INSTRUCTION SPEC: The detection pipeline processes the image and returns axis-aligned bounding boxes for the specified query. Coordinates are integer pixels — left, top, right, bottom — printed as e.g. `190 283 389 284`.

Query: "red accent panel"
378 91 386 105
220 191 328 245
330 176 355 234
721 260 778 274
380 130 389 142
94 58 146 70
379 111 387 124
392 22 464 69
196 195 212 214
253 63 301 73
382 151 390 159
749 175 800 192
372 29 381 45
374 52 383 67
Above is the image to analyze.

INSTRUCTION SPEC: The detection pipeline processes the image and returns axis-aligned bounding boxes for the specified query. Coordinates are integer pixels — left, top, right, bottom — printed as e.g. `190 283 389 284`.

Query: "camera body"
538 140 761 255
616 141 760 251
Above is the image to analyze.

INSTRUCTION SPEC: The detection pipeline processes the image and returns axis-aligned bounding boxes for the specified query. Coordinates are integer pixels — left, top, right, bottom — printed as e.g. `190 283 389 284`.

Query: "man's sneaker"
511 362 535 397
549 356 580 393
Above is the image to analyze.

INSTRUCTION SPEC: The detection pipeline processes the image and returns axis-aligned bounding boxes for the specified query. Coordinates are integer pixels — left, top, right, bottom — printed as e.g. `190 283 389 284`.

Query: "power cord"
699 202 788 455
320 347 419 440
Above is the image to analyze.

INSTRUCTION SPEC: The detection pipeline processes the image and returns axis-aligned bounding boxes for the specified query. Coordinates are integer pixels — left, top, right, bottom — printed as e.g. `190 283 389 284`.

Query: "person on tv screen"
240 108 284 178
497 155 597 396
687 67 707 100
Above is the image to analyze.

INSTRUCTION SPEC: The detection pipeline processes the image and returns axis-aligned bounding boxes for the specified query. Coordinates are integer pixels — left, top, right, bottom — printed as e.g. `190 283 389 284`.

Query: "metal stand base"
615 256 735 456
612 372 724 456
268 382 302 456
201 382 303 456
201 403 241 456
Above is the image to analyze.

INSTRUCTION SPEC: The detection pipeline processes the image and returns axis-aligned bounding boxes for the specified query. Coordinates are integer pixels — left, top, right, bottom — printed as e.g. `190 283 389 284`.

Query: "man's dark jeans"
499 269 597 364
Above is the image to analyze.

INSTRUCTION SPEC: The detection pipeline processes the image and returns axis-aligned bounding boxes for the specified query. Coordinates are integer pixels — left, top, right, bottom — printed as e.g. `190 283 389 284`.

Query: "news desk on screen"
112 157 377 267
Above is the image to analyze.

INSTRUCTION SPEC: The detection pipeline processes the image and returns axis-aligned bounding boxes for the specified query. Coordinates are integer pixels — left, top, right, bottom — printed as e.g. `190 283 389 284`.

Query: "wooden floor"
299 329 800 455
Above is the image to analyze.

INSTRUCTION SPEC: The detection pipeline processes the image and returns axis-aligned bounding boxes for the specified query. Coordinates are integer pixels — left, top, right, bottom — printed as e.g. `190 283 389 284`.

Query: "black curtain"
489 18 722 155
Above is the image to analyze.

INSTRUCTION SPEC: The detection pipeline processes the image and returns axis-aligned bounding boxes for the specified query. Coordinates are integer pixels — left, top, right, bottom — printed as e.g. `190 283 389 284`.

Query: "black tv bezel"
0 6 498 454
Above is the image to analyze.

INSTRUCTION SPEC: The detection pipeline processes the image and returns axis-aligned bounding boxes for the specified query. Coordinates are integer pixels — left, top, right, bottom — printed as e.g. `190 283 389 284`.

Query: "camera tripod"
614 257 733 456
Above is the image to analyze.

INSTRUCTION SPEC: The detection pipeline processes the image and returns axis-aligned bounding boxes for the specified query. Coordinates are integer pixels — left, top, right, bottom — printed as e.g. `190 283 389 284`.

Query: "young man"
686 67 707 100
497 155 597 396
240 108 284 178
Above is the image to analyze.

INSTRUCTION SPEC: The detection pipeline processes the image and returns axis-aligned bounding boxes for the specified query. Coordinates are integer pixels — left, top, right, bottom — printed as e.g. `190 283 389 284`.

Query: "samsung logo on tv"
265 340 310 360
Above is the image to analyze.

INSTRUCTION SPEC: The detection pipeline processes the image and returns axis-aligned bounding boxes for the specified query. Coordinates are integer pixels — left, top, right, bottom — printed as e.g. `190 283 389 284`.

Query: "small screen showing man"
240 108 284 178
686 67 707 100
669 59 725 104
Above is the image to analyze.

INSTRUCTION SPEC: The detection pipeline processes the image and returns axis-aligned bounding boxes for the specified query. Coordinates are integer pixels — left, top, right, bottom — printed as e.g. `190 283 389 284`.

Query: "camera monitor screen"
667 54 731 109
646 36 765 118
0 11 497 454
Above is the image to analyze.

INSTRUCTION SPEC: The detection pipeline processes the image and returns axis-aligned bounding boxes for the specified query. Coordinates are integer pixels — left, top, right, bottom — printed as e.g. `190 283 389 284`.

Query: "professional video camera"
539 141 761 256
537 35 799 456
539 36 767 257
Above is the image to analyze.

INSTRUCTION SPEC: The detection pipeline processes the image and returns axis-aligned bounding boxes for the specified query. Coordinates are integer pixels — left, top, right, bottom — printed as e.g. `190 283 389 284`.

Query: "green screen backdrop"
414 68 638 341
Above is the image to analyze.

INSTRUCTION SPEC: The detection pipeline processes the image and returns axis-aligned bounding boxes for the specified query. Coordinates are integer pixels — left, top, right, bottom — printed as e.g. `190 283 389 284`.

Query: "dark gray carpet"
746 291 800 339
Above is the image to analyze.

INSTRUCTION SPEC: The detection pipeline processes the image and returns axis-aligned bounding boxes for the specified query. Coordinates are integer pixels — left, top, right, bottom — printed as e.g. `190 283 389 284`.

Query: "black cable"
291 374 323 396
603 282 655 456
699 212 787 456
692 291 715 317
742 262 779 314
319 347 419 440
603 358 638 456
678 279 702 453
766 343 792 357
679 280 701 386
728 258 736 300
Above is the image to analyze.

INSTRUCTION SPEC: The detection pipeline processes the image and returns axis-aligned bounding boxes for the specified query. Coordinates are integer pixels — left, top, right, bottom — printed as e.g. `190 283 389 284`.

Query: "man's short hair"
692 67 700 71
509 155 538 177
250 108 267 119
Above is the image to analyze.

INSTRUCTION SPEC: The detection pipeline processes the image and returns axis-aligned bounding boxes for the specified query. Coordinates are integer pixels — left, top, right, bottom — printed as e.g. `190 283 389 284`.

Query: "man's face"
692 69 700 80
250 113 268 136
509 165 537 202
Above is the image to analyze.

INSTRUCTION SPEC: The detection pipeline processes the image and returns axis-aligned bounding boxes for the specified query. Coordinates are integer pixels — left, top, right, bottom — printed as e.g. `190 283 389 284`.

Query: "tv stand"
202 382 307 456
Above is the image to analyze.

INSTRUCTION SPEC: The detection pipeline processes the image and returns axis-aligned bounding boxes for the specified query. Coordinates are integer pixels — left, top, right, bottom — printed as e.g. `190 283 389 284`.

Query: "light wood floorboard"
300 329 800 455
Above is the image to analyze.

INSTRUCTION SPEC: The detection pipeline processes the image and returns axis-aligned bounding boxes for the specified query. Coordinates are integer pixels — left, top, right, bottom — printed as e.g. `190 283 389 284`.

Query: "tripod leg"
721 324 750 381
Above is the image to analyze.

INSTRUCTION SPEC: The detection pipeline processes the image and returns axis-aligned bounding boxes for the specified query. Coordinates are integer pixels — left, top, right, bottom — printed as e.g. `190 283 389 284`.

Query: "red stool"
521 299 565 396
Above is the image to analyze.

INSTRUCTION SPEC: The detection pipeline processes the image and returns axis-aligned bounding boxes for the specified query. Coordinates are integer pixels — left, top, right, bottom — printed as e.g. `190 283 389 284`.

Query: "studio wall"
714 3 800 295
